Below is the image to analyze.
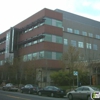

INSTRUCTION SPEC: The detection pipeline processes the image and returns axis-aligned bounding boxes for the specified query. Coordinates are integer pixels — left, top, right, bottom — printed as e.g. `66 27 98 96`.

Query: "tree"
50 46 89 86
0 55 39 86
50 70 73 86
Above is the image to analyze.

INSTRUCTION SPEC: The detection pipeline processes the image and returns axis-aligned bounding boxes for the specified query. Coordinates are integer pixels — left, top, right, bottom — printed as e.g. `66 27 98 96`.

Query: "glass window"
86 43 92 49
91 87 100 91
34 25 38 29
71 40 77 47
88 33 93 37
76 87 83 91
96 35 100 39
44 34 52 42
39 38 44 42
67 28 73 33
82 31 87 36
23 55 27 62
83 87 90 91
39 51 44 58
52 35 56 43
62 27 64 31
56 20 62 28
52 52 56 60
45 51 52 59
78 42 84 48
52 19 56 26
39 23 44 26
93 44 97 50
24 44 27 47
44 17 62 28
33 40 37 44
27 54 32 61
28 28 33 31
56 36 62 44
56 52 62 60
33 53 37 59
74 30 79 34
64 39 68 45
25 29 29 33
44 17 52 25
27 42 31 46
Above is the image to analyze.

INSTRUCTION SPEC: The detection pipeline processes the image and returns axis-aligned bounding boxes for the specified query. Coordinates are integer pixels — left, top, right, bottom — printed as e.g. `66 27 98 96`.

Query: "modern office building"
0 8 100 85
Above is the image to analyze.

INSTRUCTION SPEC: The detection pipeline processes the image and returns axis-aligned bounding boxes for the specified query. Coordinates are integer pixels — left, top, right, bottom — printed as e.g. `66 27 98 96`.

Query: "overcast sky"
0 0 100 33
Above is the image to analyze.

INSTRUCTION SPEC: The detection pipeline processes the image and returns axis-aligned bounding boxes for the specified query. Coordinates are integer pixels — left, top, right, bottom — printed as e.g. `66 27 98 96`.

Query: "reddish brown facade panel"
19 42 63 56
27 59 62 69
19 25 45 41
0 31 7 39
19 42 44 55
43 42 63 52
19 25 63 42
0 43 5 49
0 54 5 60
47 60 63 69
45 9 62 21
15 8 62 29
44 25 63 36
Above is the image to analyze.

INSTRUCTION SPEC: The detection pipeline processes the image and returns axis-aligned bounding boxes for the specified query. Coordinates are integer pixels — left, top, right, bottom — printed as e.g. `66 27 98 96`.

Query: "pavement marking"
7 95 31 100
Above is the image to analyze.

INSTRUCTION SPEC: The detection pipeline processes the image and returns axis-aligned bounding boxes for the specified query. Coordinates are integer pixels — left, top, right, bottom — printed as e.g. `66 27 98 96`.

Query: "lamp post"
39 69 42 88
66 67 71 90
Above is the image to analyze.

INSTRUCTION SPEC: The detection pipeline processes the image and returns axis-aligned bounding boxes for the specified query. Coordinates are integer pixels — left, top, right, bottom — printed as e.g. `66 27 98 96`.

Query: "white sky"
0 0 100 33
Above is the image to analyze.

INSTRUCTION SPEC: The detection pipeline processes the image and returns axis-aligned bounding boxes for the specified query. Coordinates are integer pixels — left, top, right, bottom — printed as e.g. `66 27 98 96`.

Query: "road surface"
0 90 68 100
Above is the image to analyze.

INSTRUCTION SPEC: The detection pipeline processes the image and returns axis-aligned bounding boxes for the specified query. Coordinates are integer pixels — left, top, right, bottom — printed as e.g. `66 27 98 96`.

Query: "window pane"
45 17 52 25
78 42 84 48
62 27 64 31
56 21 62 28
64 39 68 45
52 52 56 60
52 19 56 26
93 44 97 50
27 54 32 61
39 38 44 42
33 53 37 59
74 30 79 34
96 35 100 39
39 51 44 58
71 40 77 47
56 52 62 60
67 28 73 33
52 35 56 43
86 43 92 49
88 33 93 37
27 42 31 46
82 31 87 36
45 51 52 59
33 40 37 44
44 34 52 42
23 55 27 62
56 36 62 44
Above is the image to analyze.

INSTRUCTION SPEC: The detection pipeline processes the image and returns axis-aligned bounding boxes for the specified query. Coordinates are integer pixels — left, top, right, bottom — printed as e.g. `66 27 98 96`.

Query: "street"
0 90 68 100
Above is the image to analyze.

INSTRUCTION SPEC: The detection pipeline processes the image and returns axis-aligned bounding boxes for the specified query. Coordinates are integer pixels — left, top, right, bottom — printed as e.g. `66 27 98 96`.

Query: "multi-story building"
0 8 100 85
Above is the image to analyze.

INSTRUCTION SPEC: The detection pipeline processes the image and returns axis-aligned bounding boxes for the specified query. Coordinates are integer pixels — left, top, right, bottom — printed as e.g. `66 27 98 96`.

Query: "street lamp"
39 69 42 88
66 67 71 90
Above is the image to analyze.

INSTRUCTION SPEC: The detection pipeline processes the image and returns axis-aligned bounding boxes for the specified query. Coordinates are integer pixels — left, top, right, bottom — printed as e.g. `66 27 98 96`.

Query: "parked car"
2 83 18 91
20 84 39 94
67 86 100 100
38 86 66 97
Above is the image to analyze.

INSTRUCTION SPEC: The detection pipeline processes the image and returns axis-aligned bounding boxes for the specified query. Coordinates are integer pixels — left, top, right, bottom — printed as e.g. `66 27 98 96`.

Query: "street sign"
73 71 78 76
